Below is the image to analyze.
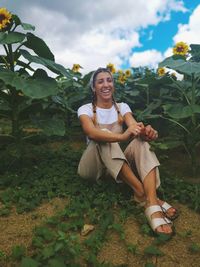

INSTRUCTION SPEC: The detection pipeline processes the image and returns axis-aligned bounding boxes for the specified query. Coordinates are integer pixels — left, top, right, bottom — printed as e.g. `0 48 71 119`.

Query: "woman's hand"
122 122 145 141
141 125 158 141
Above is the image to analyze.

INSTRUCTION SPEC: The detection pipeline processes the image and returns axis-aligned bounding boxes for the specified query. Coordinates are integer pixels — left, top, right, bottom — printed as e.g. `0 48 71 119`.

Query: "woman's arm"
123 112 142 127
123 112 158 141
79 114 141 142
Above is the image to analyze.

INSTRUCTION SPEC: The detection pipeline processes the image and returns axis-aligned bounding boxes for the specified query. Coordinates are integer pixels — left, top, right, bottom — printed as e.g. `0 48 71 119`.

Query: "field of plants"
0 7 200 267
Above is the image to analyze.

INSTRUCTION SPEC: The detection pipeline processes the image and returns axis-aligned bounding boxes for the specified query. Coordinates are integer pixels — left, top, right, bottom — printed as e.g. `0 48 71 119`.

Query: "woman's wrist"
120 132 129 142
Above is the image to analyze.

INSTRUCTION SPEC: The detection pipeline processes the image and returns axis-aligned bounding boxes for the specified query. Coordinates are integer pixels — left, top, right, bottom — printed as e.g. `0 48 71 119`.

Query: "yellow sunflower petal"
157 67 165 76
0 8 12 30
173 41 189 56
106 63 116 74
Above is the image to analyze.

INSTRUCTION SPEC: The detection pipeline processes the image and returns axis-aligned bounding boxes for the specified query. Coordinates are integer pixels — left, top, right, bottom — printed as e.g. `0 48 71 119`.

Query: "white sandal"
145 205 173 235
160 201 179 221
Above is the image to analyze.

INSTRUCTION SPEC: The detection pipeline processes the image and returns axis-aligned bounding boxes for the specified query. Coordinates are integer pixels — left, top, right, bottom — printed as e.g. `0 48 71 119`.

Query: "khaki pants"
78 138 160 187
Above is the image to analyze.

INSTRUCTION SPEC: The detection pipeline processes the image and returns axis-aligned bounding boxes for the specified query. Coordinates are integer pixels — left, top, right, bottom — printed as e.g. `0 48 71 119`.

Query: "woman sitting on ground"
77 67 178 235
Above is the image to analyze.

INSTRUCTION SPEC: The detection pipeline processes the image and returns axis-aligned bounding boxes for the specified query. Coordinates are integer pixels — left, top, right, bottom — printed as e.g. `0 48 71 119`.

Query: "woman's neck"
96 100 113 109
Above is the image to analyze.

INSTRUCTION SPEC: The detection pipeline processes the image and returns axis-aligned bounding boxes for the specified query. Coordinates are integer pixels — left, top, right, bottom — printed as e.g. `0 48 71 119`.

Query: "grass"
0 135 200 266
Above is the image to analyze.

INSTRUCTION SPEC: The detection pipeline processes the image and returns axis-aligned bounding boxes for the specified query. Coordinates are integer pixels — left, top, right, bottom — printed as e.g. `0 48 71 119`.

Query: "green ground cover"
0 136 200 266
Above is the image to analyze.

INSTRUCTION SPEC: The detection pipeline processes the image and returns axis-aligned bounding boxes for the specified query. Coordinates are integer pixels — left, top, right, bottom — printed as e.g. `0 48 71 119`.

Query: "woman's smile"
94 72 114 101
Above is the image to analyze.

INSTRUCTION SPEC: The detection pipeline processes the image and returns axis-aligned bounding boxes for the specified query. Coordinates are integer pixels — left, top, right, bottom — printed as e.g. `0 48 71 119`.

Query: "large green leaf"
0 135 15 145
190 44 200 62
12 14 35 31
21 23 35 31
20 49 70 77
0 32 26 44
163 103 200 119
24 33 54 61
159 57 200 76
0 70 59 99
33 118 65 136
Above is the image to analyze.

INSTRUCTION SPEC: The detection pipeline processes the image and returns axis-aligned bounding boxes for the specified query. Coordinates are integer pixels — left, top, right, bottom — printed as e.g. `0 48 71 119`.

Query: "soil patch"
0 201 200 266
0 197 69 256
97 203 200 267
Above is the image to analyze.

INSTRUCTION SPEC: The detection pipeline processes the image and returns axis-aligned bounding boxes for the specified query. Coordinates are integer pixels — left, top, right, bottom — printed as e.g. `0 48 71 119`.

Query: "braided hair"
90 67 123 125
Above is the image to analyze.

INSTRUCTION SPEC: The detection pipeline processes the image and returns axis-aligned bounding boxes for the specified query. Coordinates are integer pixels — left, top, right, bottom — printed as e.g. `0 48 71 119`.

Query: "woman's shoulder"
77 103 93 117
78 103 92 110
117 102 130 109
117 102 132 115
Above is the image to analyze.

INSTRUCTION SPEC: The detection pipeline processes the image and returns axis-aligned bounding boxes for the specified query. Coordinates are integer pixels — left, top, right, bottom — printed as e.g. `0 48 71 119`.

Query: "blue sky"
1 0 200 74
136 0 200 53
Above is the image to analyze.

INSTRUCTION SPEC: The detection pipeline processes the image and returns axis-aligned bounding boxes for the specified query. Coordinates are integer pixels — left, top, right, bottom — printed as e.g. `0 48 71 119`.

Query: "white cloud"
2 0 188 73
173 4 200 45
129 50 163 69
164 47 173 58
55 30 140 73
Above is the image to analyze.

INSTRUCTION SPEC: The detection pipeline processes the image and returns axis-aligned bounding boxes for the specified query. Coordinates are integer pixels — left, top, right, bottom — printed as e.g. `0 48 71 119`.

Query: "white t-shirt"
77 102 132 124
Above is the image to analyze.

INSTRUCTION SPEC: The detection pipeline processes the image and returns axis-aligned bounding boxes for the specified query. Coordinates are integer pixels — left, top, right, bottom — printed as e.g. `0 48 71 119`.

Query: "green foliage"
157 45 200 176
0 139 200 266
110 223 125 240
178 230 192 238
0 9 68 144
1 10 200 178
0 250 6 259
20 257 40 267
144 245 164 256
126 243 138 254
188 242 200 253
153 233 172 245
11 245 26 261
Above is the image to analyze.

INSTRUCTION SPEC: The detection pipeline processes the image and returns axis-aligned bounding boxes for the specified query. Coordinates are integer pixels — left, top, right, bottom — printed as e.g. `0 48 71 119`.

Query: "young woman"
77 67 178 235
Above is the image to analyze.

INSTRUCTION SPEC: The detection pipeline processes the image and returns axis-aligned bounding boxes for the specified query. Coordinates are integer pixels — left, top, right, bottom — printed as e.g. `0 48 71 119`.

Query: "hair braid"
92 92 97 125
112 97 123 125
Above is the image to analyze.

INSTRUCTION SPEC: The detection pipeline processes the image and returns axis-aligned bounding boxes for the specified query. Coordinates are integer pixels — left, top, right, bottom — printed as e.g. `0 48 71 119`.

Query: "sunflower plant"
0 8 72 146
158 43 200 176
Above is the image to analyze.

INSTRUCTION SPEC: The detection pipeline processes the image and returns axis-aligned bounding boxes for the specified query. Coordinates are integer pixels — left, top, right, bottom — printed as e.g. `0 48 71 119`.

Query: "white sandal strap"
145 205 173 232
161 202 172 211
145 205 162 218
149 217 171 231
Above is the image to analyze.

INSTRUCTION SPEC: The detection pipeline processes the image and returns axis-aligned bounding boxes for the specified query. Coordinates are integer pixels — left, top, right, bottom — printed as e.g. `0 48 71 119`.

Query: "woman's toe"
162 224 172 234
156 225 165 234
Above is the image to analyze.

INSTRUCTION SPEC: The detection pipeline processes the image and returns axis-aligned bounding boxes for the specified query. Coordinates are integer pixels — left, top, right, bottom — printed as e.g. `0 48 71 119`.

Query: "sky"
2 0 200 74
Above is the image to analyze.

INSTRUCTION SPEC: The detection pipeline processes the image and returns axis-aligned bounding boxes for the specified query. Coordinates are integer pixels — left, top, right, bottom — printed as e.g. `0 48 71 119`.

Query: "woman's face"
94 71 114 101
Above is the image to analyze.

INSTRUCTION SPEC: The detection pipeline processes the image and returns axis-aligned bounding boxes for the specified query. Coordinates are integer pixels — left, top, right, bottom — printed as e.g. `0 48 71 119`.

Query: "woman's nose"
103 80 109 86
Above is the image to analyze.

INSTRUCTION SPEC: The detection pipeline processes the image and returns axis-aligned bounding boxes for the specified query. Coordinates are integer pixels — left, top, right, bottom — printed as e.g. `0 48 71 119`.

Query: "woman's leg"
117 162 145 199
143 168 172 234
125 139 174 234
78 141 104 180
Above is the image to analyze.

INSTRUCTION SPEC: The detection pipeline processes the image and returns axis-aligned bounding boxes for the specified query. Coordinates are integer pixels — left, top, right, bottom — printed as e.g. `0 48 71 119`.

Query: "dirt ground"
0 199 200 267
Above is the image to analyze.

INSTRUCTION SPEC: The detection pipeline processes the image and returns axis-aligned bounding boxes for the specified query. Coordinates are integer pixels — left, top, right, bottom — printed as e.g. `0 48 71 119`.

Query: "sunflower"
0 8 12 30
118 70 123 75
106 63 116 74
157 67 165 76
72 64 81 72
173 42 189 56
125 69 131 77
118 73 126 84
